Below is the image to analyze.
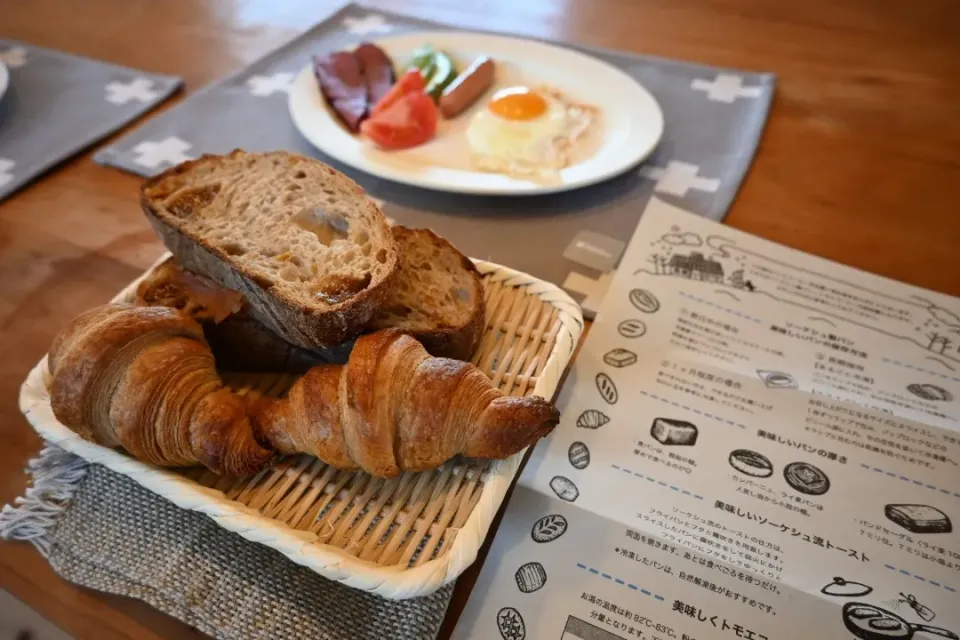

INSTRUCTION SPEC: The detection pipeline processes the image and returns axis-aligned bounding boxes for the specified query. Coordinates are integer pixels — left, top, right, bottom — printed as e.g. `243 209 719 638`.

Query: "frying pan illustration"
843 602 958 639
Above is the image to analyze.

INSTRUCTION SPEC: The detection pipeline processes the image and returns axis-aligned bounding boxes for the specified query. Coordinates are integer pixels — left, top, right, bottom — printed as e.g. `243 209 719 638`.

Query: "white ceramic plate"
0 62 9 104
288 31 664 196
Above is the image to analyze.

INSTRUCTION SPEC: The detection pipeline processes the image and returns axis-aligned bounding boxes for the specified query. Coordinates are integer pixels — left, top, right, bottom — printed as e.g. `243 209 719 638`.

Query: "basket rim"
18 251 583 599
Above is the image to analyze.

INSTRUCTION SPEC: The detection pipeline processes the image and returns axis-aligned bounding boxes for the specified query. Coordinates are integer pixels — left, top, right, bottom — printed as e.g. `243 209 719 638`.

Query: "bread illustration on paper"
783 461 830 496
568 441 590 469
576 409 609 430
729 449 773 478
629 288 660 314
531 514 568 543
603 348 637 368
650 418 698 446
550 475 579 502
515 561 547 593
497 607 526 640
595 373 618 404
617 318 646 338
885 504 952 534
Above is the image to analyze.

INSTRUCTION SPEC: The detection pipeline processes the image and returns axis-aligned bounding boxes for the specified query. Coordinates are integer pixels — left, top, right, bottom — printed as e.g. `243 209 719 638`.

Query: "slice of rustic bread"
140 150 398 348
135 256 346 372
368 225 486 361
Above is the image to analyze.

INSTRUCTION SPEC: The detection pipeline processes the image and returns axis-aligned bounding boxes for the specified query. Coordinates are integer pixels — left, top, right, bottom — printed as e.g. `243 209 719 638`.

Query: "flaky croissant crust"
48 303 272 476
251 329 560 477
47 305 560 478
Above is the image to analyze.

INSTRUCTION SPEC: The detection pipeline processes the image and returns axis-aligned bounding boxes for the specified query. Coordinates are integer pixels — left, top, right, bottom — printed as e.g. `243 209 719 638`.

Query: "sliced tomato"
361 91 438 150
371 68 426 116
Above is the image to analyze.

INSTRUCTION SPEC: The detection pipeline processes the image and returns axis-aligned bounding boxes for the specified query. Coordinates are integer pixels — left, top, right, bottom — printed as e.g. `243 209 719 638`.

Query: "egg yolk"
487 87 548 121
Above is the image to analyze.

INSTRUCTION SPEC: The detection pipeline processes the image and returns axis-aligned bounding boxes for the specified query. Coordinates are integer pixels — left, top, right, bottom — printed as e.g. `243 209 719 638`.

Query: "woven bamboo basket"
19 252 583 599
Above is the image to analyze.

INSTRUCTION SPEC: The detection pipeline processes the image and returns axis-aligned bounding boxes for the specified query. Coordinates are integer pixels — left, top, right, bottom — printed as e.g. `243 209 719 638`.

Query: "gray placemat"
0 446 453 640
0 40 181 202
93 3 775 317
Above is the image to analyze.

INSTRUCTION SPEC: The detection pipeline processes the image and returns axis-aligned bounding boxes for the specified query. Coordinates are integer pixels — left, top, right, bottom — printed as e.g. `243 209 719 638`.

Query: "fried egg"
465 85 597 183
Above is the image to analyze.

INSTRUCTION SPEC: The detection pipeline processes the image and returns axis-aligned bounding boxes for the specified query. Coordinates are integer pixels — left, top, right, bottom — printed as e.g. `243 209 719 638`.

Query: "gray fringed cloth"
0 446 453 640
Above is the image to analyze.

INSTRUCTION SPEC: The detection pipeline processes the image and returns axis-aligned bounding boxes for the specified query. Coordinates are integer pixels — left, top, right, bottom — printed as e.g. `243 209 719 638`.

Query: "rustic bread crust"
135 256 348 372
139 150 398 349
371 226 486 362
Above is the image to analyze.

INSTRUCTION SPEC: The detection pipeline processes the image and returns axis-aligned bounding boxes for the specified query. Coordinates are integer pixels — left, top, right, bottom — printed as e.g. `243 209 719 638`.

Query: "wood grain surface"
2 0 959 638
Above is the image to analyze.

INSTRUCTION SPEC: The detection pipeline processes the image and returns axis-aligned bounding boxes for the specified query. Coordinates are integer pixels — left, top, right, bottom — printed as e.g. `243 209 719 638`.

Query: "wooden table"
2 0 958 637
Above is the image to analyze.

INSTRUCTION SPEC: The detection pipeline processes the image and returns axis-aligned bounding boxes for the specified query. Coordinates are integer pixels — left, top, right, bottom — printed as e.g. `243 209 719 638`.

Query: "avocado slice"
410 44 435 69
409 44 437 82
425 51 457 101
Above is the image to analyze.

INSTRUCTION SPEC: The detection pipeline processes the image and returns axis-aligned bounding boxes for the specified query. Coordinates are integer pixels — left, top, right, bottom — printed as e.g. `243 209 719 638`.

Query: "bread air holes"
274 252 302 266
221 242 247 256
294 170 306 179
376 249 388 264
251 273 275 289
278 264 309 282
293 207 350 245
387 303 413 318
310 271 372 304
167 184 221 218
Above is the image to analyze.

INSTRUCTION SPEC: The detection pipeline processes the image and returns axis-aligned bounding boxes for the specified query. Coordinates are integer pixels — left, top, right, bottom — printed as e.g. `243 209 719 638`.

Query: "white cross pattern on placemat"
639 161 721 197
0 158 15 188
691 74 763 103
0 46 27 69
247 72 295 97
105 78 160 105
132 137 193 169
342 13 393 35
562 271 614 317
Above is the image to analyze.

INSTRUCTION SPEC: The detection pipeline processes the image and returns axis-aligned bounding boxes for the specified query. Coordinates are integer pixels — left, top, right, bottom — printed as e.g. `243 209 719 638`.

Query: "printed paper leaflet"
453 198 960 640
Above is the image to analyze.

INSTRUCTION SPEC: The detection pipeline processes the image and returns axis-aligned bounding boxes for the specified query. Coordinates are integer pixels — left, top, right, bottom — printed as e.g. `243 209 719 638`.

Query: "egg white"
464 87 598 183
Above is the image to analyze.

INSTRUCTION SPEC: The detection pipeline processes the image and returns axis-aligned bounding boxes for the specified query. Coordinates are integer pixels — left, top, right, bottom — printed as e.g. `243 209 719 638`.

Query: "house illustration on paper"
667 252 725 282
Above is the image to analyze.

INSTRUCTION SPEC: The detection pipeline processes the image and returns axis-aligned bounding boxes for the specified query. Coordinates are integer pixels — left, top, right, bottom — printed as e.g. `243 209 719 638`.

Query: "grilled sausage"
439 56 495 118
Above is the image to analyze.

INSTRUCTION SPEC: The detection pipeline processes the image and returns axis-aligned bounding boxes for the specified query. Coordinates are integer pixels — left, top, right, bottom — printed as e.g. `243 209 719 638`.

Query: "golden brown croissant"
250 328 560 477
47 303 273 476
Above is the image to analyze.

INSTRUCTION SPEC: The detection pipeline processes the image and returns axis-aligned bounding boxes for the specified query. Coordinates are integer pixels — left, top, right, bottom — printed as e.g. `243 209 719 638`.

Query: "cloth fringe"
0 445 89 557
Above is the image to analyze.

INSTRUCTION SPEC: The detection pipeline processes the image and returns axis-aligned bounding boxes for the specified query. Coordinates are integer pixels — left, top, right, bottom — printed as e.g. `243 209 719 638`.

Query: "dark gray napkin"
93 3 775 317
0 40 181 201
0 446 453 640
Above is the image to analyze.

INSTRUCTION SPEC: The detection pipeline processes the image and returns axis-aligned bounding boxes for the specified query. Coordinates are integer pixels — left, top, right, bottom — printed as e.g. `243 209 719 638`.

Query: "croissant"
251 329 560 477
47 303 273 476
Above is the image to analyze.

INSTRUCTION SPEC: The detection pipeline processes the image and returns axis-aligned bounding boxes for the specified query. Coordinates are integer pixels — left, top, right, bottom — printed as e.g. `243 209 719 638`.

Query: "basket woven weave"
19 253 582 599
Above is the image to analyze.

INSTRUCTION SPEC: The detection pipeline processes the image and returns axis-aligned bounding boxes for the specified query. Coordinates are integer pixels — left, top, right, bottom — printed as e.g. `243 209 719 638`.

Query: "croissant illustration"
250 329 560 477
47 303 273 476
